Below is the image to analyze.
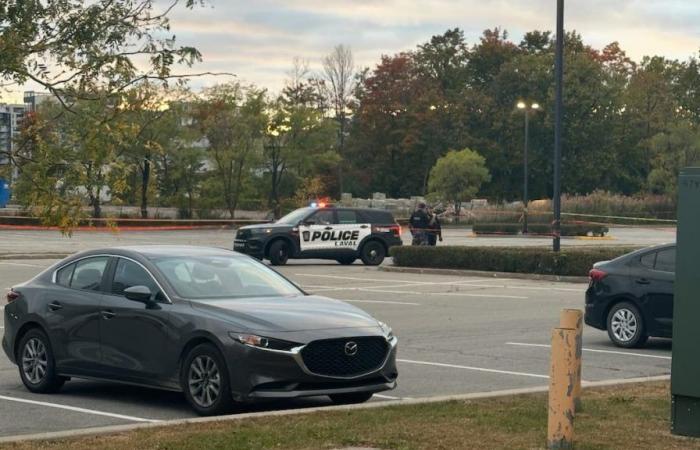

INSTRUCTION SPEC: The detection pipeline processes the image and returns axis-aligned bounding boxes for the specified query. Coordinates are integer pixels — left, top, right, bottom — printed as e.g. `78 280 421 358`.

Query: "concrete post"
547 327 576 450
559 309 583 412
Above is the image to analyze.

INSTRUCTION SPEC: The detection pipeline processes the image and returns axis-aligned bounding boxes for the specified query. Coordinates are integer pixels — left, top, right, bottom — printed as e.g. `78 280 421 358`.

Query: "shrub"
472 223 609 236
389 246 639 276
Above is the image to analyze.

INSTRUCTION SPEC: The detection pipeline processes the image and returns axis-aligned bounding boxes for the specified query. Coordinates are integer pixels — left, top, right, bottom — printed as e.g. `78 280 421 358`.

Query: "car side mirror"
301 220 314 226
124 285 155 306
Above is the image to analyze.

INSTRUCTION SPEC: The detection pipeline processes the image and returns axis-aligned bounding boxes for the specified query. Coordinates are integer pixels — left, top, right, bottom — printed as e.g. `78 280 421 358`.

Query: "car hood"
190 295 380 332
238 223 291 231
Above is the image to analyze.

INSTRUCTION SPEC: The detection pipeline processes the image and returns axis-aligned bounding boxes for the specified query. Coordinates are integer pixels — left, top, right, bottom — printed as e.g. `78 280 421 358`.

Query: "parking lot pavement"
0 225 675 255
0 259 671 438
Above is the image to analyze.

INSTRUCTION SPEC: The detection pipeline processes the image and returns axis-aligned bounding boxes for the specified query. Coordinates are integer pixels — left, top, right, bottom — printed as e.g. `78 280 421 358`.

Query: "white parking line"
397 359 549 379
374 394 409 400
0 395 161 423
305 284 527 300
294 273 490 285
344 299 420 306
0 262 45 268
506 342 672 360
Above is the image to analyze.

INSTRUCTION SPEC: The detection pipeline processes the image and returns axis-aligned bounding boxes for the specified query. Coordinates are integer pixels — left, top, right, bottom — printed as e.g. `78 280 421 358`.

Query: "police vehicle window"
654 248 676 273
111 258 163 300
307 210 335 225
56 263 75 287
640 252 656 269
337 210 358 224
276 208 312 225
71 257 109 291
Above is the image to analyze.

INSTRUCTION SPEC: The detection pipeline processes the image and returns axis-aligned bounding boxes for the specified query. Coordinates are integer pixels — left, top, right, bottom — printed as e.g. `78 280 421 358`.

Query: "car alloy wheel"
188 355 221 408
22 338 48 385
611 308 637 343
360 241 385 265
606 302 648 348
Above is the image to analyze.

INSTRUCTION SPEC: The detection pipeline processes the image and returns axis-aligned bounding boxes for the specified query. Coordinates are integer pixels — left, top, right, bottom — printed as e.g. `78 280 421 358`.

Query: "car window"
307 210 335 225
337 210 358 224
56 263 75 287
153 255 302 300
655 248 676 273
640 252 656 269
111 258 163 300
71 257 109 291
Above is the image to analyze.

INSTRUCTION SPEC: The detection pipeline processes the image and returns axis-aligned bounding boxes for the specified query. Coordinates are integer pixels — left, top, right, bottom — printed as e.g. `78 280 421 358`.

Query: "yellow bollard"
547 327 577 450
560 309 583 412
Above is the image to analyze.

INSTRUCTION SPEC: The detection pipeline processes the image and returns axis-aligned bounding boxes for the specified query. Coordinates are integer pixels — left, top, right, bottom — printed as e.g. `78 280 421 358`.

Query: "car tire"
17 328 65 393
606 302 648 348
329 392 374 405
336 256 356 265
360 241 386 266
268 240 290 266
181 343 234 416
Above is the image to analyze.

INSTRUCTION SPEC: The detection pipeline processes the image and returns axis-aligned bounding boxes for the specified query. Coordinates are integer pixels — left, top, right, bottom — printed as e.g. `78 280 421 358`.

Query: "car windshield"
276 207 311 225
152 255 303 300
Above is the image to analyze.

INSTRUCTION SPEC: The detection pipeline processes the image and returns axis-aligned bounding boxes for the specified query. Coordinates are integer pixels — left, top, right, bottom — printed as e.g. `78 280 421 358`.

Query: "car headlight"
229 333 299 351
378 321 394 340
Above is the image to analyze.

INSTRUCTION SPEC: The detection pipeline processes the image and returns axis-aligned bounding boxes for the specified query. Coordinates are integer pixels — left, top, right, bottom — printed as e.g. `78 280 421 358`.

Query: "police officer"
426 206 443 246
409 202 430 245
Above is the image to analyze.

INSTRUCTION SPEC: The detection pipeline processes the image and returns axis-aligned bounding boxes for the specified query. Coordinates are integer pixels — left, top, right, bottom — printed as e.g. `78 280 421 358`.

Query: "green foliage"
428 148 491 212
389 246 638 276
0 0 202 104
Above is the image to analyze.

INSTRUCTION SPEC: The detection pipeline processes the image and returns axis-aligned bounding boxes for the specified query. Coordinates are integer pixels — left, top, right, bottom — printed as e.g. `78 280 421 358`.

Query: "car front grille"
300 336 390 377
236 229 251 239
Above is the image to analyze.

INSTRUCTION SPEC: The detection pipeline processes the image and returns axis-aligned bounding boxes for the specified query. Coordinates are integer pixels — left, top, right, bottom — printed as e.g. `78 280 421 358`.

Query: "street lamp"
517 101 539 234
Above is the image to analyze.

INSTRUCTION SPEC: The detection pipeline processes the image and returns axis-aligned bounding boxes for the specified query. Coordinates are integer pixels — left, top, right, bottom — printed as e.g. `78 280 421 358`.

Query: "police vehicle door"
299 209 371 253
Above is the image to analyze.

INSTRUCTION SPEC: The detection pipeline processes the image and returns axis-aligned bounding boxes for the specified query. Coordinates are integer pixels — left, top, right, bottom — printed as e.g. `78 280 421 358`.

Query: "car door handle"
101 310 116 320
48 301 63 311
636 278 651 285
360 225 369 229
324 226 333 230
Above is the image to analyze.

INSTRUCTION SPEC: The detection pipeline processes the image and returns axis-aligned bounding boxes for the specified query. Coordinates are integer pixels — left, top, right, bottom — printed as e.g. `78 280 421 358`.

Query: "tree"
0 0 205 108
196 82 266 218
322 45 355 194
264 62 337 217
427 148 490 216
648 122 700 195
13 93 133 228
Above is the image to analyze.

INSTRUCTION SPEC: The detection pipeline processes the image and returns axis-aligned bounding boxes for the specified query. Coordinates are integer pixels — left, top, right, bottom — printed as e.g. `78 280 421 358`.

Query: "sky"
3 0 700 102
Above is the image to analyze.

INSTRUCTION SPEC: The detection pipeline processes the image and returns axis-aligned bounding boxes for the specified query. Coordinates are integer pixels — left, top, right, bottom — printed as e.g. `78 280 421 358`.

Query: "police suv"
233 205 403 266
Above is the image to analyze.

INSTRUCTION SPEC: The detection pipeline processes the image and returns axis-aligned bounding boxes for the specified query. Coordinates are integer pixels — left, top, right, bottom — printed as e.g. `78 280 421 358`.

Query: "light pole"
517 101 540 234
553 0 564 252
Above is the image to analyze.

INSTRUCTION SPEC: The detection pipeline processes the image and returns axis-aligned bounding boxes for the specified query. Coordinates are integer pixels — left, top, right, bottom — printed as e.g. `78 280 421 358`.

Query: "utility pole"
553 0 564 252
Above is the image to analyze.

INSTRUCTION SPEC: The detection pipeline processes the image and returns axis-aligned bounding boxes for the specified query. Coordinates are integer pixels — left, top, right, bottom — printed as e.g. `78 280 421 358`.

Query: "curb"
378 266 589 283
0 253 69 260
0 375 670 444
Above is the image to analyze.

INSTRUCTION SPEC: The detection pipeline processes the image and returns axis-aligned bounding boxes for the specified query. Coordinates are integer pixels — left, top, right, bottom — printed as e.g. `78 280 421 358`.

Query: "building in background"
0 92 51 186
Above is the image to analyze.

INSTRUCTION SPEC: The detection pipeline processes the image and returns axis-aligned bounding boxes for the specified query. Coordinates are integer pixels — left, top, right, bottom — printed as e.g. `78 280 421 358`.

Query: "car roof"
73 245 239 260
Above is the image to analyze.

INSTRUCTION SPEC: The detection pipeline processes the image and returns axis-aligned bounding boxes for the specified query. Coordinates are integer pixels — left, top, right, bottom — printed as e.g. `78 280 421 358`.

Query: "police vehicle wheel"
268 240 289 266
336 256 356 265
360 240 385 266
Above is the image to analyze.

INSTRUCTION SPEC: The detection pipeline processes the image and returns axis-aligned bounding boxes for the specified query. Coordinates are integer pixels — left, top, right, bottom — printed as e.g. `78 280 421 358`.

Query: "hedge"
389 246 640 276
472 223 609 237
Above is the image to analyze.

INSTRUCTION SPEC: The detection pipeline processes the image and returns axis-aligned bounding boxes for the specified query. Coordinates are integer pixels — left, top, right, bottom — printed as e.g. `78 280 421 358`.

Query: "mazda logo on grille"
344 341 358 356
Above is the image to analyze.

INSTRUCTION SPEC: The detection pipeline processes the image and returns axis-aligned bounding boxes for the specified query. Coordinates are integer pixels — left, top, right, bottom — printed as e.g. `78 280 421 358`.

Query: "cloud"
3 0 699 101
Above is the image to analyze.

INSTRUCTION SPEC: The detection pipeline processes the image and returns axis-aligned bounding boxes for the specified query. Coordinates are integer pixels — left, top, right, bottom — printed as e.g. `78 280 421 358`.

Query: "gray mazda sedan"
2 246 398 415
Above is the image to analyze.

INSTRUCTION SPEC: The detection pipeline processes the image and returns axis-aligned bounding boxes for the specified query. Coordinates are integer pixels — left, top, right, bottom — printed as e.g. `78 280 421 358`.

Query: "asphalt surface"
0 256 672 439
0 225 676 255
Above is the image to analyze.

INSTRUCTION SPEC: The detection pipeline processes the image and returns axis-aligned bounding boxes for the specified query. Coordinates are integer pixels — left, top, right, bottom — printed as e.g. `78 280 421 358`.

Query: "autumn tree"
196 82 267 218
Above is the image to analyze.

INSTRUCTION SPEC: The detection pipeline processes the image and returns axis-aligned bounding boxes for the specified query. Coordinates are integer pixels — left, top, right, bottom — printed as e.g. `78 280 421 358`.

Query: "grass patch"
2 382 698 450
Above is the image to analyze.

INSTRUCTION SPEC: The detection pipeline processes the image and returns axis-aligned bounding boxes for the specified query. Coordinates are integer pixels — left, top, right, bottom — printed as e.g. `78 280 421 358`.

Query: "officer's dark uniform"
409 208 430 245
